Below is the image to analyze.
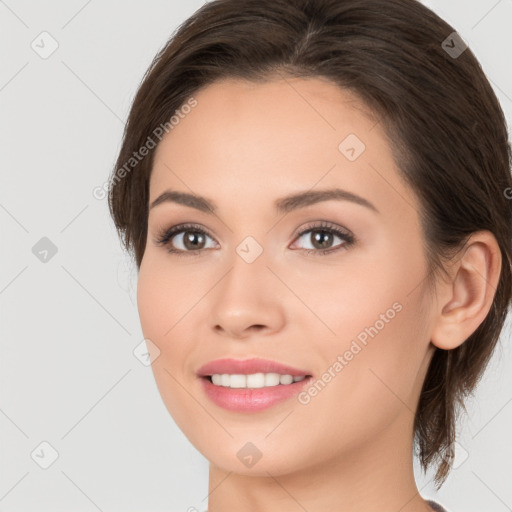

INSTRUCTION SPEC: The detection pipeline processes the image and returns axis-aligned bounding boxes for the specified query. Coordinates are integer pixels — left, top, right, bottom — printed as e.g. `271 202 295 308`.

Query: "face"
137 77 437 476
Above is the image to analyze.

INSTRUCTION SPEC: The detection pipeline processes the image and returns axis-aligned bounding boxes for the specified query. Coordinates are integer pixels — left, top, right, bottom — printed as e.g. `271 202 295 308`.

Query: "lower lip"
199 376 313 412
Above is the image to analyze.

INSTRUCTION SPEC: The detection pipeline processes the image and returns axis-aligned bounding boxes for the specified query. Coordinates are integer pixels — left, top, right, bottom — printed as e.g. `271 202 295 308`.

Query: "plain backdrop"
1 1 511 511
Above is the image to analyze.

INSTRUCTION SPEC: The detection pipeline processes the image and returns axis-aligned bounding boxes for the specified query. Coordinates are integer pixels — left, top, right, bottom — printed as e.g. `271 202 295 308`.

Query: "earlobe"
430 231 502 351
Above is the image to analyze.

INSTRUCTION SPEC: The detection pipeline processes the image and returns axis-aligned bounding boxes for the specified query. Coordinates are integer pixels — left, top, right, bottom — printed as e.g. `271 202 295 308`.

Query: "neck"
206 408 434 512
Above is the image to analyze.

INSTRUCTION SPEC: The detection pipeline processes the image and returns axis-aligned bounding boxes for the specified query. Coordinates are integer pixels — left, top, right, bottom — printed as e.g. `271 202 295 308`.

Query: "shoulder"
427 500 450 512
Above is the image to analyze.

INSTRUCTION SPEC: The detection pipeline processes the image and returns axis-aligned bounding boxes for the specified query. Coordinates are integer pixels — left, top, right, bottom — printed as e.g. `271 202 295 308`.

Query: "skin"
137 76 501 512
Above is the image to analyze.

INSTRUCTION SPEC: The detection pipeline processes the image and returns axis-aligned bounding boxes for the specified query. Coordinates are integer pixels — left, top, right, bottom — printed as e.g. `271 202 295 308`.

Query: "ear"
430 231 502 350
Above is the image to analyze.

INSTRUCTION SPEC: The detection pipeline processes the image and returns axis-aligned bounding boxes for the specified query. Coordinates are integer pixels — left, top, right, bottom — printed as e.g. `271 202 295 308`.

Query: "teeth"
209 373 307 389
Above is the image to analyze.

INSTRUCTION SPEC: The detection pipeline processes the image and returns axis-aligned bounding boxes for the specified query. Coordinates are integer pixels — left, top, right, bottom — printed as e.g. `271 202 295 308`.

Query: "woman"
107 0 512 510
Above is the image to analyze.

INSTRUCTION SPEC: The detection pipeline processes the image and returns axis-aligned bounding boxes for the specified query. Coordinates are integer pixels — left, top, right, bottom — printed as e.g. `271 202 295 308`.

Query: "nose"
209 251 286 340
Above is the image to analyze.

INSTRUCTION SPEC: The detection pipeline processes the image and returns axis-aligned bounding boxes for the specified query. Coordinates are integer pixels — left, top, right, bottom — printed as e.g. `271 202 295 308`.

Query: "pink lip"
196 357 311 377
196 358 313 413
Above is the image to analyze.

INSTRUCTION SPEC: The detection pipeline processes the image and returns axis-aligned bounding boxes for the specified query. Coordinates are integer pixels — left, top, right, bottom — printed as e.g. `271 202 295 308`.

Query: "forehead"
172 76 379 144
149 76 415 221
190 75 378 120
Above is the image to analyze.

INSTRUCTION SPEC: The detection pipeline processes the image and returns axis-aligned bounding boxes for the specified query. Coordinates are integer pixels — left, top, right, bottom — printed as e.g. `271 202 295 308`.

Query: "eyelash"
154 221 355 258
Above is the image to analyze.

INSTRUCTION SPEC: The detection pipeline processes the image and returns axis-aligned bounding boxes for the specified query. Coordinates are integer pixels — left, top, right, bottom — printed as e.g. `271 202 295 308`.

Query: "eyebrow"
149 187 379 215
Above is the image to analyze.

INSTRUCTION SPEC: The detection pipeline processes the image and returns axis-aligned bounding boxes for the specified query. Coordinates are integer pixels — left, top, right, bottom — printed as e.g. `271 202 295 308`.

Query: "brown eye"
155 221 355 257
155 223 217 256
292 222 355 255
180 230 208 250
306 229 336 250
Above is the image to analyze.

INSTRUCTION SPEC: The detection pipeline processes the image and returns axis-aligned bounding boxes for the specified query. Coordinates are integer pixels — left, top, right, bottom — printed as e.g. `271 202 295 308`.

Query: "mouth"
199 374 313 412
196 358 313 412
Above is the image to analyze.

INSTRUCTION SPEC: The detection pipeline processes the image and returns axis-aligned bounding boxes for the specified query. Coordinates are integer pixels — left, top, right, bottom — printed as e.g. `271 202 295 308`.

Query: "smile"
209 373 306 388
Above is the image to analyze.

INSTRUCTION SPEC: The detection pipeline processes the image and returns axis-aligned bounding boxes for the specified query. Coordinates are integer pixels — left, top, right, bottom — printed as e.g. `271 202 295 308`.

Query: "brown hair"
108 0 512 487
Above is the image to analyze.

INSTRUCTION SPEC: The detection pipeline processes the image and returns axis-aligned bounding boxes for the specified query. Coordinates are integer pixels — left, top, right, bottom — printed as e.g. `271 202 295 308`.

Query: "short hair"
108 0 512 487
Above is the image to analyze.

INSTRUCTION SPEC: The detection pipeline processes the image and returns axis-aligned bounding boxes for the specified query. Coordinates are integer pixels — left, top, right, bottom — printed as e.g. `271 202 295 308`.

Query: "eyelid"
290 220 355 253
154 222 217 248
290 220 354 241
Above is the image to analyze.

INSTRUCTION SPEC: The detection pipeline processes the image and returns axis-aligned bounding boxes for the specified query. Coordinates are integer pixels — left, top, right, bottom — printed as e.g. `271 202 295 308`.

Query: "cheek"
319 282 431 428
283 295 430 467
136 254 196 347
295 246 431 434
136 261 192 381
136 256 205 419
137 272 167 353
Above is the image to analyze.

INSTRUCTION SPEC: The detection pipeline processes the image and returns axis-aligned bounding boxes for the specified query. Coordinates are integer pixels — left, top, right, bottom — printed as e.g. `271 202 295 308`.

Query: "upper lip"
197 358 311 377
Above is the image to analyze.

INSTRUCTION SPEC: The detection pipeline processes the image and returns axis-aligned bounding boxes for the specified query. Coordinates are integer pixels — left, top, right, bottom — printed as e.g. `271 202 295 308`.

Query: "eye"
154 220 355 257
290 221 355 255
154 223 217 257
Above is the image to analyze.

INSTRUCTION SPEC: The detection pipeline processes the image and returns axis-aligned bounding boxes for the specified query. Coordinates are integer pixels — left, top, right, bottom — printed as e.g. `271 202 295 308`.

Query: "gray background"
1 1 511 511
